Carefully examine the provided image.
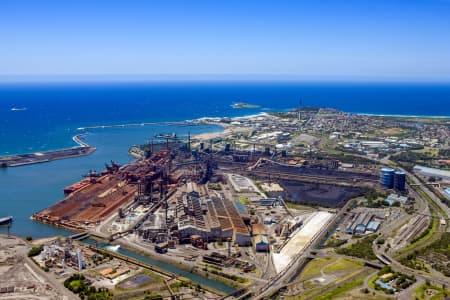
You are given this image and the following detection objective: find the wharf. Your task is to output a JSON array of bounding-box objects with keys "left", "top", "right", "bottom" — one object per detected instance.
[
  {"left": 1, "top": 133, "right": 95, "bottom": 167},
  {"left": 0, "top": 146, "right": 96, "bottom": 167},
  {"left": 32, "top": 150, "right": 174, "bottom": 231}
]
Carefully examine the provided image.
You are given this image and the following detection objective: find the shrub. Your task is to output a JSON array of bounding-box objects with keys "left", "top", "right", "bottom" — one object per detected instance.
[{"left": 28, "top": 246, "right": 43, "bottom": 257}]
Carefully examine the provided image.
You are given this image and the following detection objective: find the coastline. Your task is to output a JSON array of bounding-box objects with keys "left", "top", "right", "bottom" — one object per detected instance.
[
  {"left": 3, "top": 108, "right": 449, "bottom": 163},
  {"left": 354, "top": 112, "right": 450, "bottom": 119}
]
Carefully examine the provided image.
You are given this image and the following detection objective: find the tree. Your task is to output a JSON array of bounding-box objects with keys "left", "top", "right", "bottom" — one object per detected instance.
[{"left": 28, "top": 246, "right": 43, "bottom": 257}]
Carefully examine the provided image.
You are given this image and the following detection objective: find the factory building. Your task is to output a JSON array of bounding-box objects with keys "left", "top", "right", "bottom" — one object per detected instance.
[
  {"left": 354, "top": 213, "right": 373, "bottom": 235},
  {"left": 251, "top": 223, "right": 265, "bottom": 235},
  {"left": 345, "top": 226, "right": 355, "bottom": 234},
  {"left": 385, "top": 194, "right": 408, "bottom": 206},
  {"left": 380, "top": 168, "right": 395, "bottom": 189},
  {"left": 233, "top": 200, "right": 251, "bottom": 224},
  {"left": 346, "top": 213, "right": 380, "bottom": 235},
  {"left": 176, "top": 192, "right": 251, "bottom": 246},
  {"left": 345, "top": 212, "right": 360, "bottom": 234},
  {"left": 366, "top": 221, "right": 381, "bottom": 233},
  {"left": 251, "top": 223, "right": 269, "bottom": 252},
  {"left": 233, "top": 201, "right": 248, "bottom": 215},
  {"left": 254, "top": 235, "right": 269, "bottom": 252},
  {"left": 393, "top": 171, "right": 406, "bottom": 191}
]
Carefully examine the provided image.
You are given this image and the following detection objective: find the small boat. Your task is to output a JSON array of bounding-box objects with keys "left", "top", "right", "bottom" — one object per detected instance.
[
  {"left": 11, "top": 107, "right": 27, "bottom": 111},
  {"left": 0, "top": 216, "right": 13, "bottom": 225}
]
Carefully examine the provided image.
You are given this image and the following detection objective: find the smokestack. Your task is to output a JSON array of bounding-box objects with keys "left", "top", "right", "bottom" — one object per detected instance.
[
  {"left": 188, "top": 131, "right": 191, "bottom": 152},
  {"left": 298, "top": 98, "right": 302, "bottom": 120}
]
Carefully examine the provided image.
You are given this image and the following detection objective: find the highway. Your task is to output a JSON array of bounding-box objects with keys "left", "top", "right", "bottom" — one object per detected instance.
[{"left": 373, "top": 237, "right": 450, "bottom": 287}]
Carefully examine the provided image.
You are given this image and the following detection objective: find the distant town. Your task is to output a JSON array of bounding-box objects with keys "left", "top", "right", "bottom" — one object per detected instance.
[{"left": 2, "top": 106, "right": 450, "bottom": 299}]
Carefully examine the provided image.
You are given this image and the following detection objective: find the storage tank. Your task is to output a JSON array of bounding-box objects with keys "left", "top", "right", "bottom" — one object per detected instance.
[
  {"left": 394, "top": 171, "right": 406, "bottom": 191},
  {"left": 380, "top": 168, "right": 395, "bottom": 188}
]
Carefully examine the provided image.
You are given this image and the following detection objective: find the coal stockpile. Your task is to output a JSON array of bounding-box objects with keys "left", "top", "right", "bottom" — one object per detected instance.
[
  {"left": 257, "top": 163, "right": 378, "bottom": 182},
  {"left": 279, "top": 180, "right": 365, "bottom": 208}
]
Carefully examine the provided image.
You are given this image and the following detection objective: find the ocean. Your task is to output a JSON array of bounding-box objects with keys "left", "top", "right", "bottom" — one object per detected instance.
[{"left": 0, "top": 81, "right": 450, "bottom": 237}]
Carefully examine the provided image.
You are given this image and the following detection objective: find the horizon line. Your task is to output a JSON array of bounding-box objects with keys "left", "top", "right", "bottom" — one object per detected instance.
[{"left": 1, "top": 73, "right": 450, "bottom": 84}]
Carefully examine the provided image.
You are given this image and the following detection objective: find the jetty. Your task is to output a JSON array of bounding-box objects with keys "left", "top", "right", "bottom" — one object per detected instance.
[{"left": 0, "top": 134, "right": 95, "bottom": 168}]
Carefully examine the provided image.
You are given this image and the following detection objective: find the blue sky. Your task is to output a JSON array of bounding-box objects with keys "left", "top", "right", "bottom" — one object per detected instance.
[{"left": 1, "top": 0, "right": 450, "bottom": 81}]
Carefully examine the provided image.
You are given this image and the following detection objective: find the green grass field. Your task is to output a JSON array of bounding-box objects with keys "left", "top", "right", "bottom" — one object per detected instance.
[
  {"left": 314, "top": 276, "right": 365, "bottom": 300},
  {"left": 297, "top": 257, "right": 337, "bottom": 280},
  {"left": 323, "top": 258, "right": 364, "bottom": 273}
]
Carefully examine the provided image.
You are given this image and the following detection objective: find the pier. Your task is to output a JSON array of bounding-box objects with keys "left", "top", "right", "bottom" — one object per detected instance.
[
  {"left": 0, "top": 134, "right": 95, "bottom": 168},
  {"left": 76, "top": 120, "right": 200, "bottom": 131}
]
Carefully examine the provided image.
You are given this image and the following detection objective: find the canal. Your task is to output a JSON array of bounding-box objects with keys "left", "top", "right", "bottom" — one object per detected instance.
[{"left": 81, "top": 238, "right": 236, "bottom": 295}]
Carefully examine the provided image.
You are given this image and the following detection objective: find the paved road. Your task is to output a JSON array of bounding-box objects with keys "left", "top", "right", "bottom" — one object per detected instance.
[
  {"left": 408, "top": 173, "right": 450, "bottom": 223},
  {"left": 25, "top": 256, "right": 77, "bottom": 300},
  {"left": 252, "top": 199, "right": 355, "bottom": 299},
  {"left": 371, "top": 169, "right": 450, "bottom": 287},
  {"left": 373, "top": 234, "right": 449, "bottom": 288}
]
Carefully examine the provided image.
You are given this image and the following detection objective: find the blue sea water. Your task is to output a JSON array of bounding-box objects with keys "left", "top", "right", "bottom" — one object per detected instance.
[
  {"left": 0, "top": 81, "right": 450, "bottom": 238},
  {"left": 1, "top": 81, "right": 450, "bottom": 155}
]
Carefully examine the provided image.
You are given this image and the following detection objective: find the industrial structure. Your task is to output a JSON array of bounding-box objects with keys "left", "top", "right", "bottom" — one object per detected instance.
[
  {"left": 380, "top": 168, "right": 406, "bottom": 191},
  {"left": 175, "top": 191, "right": 251, "bottom": 246},
  {"left": 393, "top": 171, "right": 406, "bottom": 191},
  {"left": 33, "top": 123, "right": 385, "bottom": 258},
  {"left": 380, "top": 168, "right": 395, "bottom": 189},
  {"left": 345, "top": 212, "right": 383, "bottom": 235}
]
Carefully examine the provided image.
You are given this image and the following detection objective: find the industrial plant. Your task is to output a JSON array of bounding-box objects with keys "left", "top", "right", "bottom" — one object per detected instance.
[{"left": 17, "top": 108, "right": 450, "bottom": 299}]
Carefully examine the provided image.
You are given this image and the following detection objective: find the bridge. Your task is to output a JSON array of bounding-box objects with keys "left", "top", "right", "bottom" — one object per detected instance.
[
  {"left": 68, "top": 231, "right": 90, "bottom": 240},
  {"left": 410, "top": 182, "right": 442, "bottom": 188}
]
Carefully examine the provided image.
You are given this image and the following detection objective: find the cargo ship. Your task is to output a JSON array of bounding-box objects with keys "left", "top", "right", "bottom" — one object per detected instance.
[{"left": 0, "top": 216, "right": 13, "bottom": 225}]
